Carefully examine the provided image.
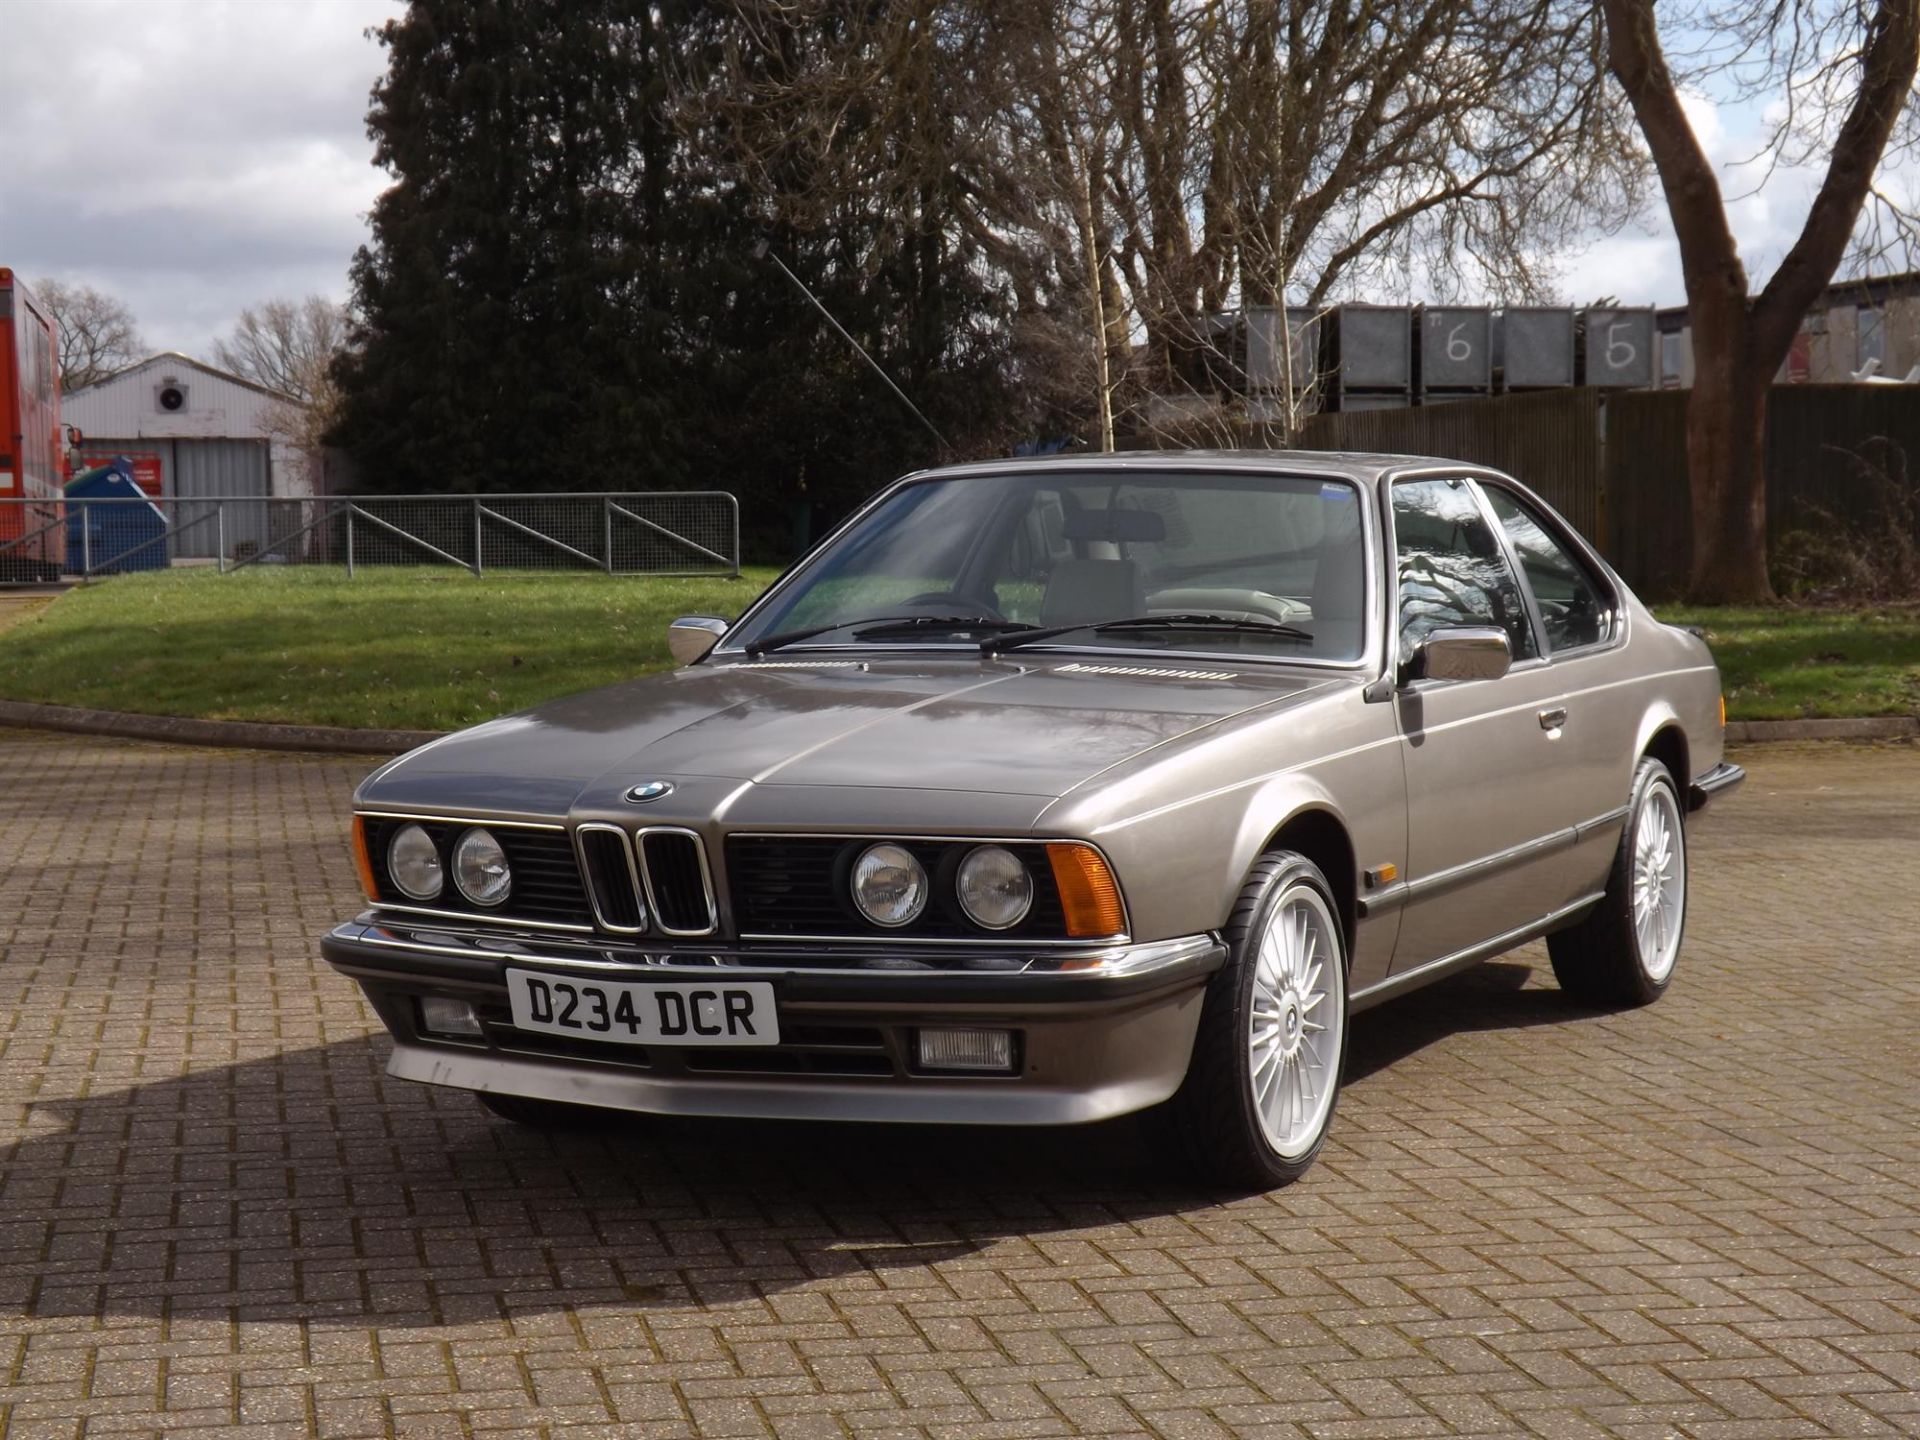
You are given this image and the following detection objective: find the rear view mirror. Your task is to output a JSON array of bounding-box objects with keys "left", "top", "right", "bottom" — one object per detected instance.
[
  {"left": 668, "top": 615, "right": 729, "bottom": 665},
  {"left": 1411, "top": 627, "right": 1511, "bottom": 683}
]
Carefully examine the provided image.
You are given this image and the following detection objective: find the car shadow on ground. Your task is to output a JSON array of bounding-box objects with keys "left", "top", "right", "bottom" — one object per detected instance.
[
  {"left": 1344, "top": 956, "right": 1607, "bottom": 1084},
  {"left": 6, "top": 958, "right": 1602, "bottom": 1329}
]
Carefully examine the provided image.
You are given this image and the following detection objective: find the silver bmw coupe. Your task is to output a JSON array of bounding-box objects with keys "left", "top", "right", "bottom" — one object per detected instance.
[{"left": 322, "top": 452, "right": 1743, "bottom": 1188}]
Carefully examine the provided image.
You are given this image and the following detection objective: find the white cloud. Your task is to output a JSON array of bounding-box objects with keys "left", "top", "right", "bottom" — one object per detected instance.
[
  {"left": 1563, "top": 83, "right": 1917, "bottom": 308},
  {"left": 0, "top": 0, "right": 403, "bottom": 357}
]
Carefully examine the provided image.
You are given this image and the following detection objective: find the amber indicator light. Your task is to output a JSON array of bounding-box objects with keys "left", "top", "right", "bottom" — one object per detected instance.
[
  {"left": 350, "top": 815, "right": 380, "bottom": 901},
  {"left": 1046, "top": 842, "right": 1126, "bottom": 938}
]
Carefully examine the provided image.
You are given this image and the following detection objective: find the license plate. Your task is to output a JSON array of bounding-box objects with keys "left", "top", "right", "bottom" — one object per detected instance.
[{"left": 504, "top": 970, "right": 778, "bottom": 1047}]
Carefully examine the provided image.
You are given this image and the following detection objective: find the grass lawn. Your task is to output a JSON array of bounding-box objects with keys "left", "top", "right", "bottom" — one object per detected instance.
[
  {"left": 0, "top": 568, "right": 1913, "bottom": 729},
  {"left": 0, "top": 567, "right": 778, "bottom": 731},
  {"left": 1654, "top": 604, "right": 1920, "bottom": 721}
]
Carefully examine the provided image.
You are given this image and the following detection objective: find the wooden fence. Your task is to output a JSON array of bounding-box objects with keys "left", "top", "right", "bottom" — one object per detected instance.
[{"left": 1295, "top": 384, "right": 1920, "bottom": 598}]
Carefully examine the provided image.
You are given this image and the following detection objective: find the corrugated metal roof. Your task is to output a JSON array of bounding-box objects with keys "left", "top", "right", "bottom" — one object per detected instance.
[{"left": 62, "top": 352, "right": 305, "bottom": 442}]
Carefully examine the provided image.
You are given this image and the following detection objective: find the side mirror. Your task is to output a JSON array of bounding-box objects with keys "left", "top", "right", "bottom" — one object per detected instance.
[
  {"left": 1410, "top": 626, "right": 1511, "bottom": 683},
  {"left": 667, "top": 615, "right": 729, "bottom": 665}
]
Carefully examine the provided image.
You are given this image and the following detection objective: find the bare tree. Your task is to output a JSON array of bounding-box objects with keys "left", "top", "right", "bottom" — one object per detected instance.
[
  {"left": 1600, "top": 0, "right": 1920, "bottom": 602},
  {"left": 213, "top": 296, "right": 348, "bottom": 406},
  {"left": 709, "top": 0, "right": 1639, "bottom": 446},
  {"left": 214, "top": 296, "right": 352, "bottom": 492},
  {"left": 33, "top": 278, "right": 144, "bottom": 392}
]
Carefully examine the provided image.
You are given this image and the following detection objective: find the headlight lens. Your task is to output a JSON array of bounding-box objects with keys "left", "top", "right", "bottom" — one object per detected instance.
[
  {"left": 850, "top": 842, "right": 927, "bottom": 927},
  {"left": 387, "top": 823, "right": 443, "bottom": 901},
  {"left": 956, "top": 845, "right": 1034, "bottom": 929},
  {"left": 452, "top": 827, "right": 512, "bottom": 906}
]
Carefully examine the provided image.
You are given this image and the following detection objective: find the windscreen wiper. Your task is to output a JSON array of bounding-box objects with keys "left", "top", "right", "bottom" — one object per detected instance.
[
  {"left": 746, "top": 613, "right": 1028, "bottom": 657},
  {"left": 983, "top": 612, "right": 1314, "bottom": 655}
]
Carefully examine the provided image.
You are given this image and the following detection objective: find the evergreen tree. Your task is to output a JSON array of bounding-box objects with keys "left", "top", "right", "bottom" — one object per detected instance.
[
  {"left": 335, "top": 0, "right": 723, "bottom": 493},
  {"left": 334, "top": 0, "right": 1025, "bottom": 551}
]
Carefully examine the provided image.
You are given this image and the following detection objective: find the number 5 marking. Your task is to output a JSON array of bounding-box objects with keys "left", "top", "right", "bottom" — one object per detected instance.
[{"left": 1607, "top": 321, "right": 1636, "bottom": 369}]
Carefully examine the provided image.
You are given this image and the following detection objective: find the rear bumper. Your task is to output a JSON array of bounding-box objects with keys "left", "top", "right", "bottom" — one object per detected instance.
[
  {"left": 1688, "top": 761, "right": 1746, "bottom": 812},
  {"left": 322, "top": 915, "right": 1225, "bottom": 1126}
]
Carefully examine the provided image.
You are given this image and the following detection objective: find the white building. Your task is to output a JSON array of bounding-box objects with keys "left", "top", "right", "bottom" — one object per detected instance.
[{"left": 61, "top": 351, "right": 318, "bottom": 503}]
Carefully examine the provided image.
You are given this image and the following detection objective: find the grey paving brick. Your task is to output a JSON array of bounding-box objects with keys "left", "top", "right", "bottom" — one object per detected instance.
[{"left": 0, "top": 731, "right": 1916, "bottom": 1438}]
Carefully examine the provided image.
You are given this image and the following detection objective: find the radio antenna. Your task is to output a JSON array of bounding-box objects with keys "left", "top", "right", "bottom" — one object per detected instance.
[{"left": 752, "top": 239, "right": 950, "bottom": 455}]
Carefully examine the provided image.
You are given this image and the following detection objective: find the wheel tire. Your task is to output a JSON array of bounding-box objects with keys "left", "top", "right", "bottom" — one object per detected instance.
[
  {"left": 474, "top": 1091, "right": 618, "bottom": 1131},
  {"left": 1548, "top": 756, "right": 1688, "bottom": 1008},
  {"left": 1166, "top": 851, "right": 1350, "bottom": 1190}
]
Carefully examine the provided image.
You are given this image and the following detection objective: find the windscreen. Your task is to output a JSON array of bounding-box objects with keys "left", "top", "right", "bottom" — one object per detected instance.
[{"left": 731, "top": 469, "right": 1368, "bottom": 662}]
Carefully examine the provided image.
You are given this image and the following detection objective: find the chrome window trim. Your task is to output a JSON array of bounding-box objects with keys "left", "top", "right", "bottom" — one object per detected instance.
[
  {"left": 711, "top": 461, "right": 1382, "bottom": 674},
  {"left": 1463, "top": 476, "right": 1550, "bottom": 663},
  {"left": 1463, "top": 474, "right": 1629, "bottom": 663},
  {"left": 636, "top": 825, "right": 719, "bottom": 937},
  {"left": 726, "top": 831, "right": 1132, "bottom": 943},
  {"left": 573, "top": 822, "right": 647, "bottom": 935},
  {"left": 1383, "top": 471, "right": 1542, "bottom": 671}
]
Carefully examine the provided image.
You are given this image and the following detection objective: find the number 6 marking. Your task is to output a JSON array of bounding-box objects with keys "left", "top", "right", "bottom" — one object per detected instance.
[{"left": 1446, "top": 323, "right": 1472, "bottom": 362}]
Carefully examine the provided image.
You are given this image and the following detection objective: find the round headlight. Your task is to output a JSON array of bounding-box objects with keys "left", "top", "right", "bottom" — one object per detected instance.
[
  {"left": 387, "top": 823, "right": 443, "bottom": 901},
  {"left": 850, "top": 842, "right": 927, "bottom": 927},
  {"left": 957, "top": 845, "right": 1034, "bottom": 930},
  {"left": 452, "top": 828, "right": 512, "bottom": 907}
]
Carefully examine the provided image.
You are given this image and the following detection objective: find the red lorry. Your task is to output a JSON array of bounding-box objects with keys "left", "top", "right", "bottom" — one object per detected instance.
[{"left": 0, "top": 268, "right": 65, "bottom": 580}]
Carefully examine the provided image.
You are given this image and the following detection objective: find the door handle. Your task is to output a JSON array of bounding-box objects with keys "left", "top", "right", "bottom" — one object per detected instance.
[{"left": 1538, "top": 707, "right": 1568, "bottom": 731}]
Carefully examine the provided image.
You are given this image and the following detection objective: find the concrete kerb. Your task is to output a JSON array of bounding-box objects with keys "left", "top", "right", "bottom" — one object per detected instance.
[
  {"left": 0, "top": 699, "right": 441, "bottom": 756},
  {"left": 0, "top": 697, "right": 1911, "bottom": 757}
]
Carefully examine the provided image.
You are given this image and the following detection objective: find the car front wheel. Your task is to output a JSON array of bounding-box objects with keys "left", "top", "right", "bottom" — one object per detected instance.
[
  {"left": 1167, "top": 851, "right": 1349, "bottom": 1190},
  {"left": 1548, "top": 755, "right": 1688, "bottom": 1006}
]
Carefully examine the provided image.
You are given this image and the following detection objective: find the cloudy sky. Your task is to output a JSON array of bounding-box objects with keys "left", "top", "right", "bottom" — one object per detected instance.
[
  {"left": 0, "top": 0, "right": 403, "bottom": 357},
  {"left": 0, "top": 0, "right": 1907, "bottom": 360}
]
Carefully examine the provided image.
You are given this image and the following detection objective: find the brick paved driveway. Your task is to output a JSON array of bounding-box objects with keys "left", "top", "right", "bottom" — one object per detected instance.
[{"left": 1, "top": 730, "right": 1916, "bottom": 1440}]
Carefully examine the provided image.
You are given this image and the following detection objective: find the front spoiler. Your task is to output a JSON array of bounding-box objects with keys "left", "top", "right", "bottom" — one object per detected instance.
[
  {"left": 384, "top": 1034, "right": 1194, "bottom": 1127},
  {"left": 1688, "top": 761, "right": 1746, "bottom": 812}
]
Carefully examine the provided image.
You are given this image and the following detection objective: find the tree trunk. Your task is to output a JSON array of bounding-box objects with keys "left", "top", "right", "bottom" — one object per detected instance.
[
  {"left": 1599, "top": 0, "right": 1920, "bottom": 605},
  {"left": 1683, "top": 330, "right": 1774, "bottom": 602}
]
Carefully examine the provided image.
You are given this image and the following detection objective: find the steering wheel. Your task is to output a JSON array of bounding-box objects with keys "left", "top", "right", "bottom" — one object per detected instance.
[{"left": 900, "top": 590, "right": 1007, "bottom": 622}]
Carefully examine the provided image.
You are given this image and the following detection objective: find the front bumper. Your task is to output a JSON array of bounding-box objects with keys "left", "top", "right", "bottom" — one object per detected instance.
[{"left": 322, "top": 914, "right": 1226, "bottom": 1126}]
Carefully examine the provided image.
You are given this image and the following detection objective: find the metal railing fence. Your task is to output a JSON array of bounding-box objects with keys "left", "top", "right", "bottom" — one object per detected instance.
[{"left": 0, "top": 492, "right": 740, "bottom": 582}]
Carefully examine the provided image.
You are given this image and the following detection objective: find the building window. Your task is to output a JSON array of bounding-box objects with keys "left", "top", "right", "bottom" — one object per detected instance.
[
  {"left": 1858, "top": 305, "right": 1886, "bottom": 371},
  {"left": 1660, "top": 331, "right": 1685, "bottom": 388}
]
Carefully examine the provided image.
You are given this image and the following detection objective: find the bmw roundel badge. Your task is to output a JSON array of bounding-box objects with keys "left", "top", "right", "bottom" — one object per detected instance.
[{"left": 625, "top": 780, "right": 675, "bottom": 804}]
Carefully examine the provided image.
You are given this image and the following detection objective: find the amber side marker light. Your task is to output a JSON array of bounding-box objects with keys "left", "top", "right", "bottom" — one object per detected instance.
[
  {"left": 1720, "top": 693, "right": 1727, "bottom": 729},
  {"left": 350, "top": 816, "right": 380, "bottom": 901},
  {"left": 1046, "top": 842, "right": 1126, "bottom": 938}
]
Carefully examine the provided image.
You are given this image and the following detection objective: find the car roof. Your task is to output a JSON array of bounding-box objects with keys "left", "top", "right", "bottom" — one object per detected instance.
[{"left": 909, "top": 449, "right": 1459, "bottom": 484}]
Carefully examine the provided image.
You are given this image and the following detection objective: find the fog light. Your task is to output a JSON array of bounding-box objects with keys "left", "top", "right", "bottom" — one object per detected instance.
[
  {"left": 915, "top": 1027, "right": 1016, "bottom": 1073},
  {"left": 418, "top": 995, "right": 483, "bottom": 1038}
]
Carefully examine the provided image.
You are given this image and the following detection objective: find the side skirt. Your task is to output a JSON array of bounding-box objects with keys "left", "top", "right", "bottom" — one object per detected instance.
[{"left": 1349, "top": 892, "right": 1605, "bottom": 1014}]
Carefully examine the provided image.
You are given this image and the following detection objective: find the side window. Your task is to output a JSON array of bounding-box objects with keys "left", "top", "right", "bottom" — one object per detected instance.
[
  {"left": 1391, "top": 478, "right": 1538, "bottom": 668},
  {"left": 1481, "top": 486, "right": 1614, "bottom": 652}
]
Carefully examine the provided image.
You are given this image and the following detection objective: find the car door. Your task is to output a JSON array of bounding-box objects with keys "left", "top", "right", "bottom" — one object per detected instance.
[
  {"left": 1477, "top": 480, "right": 1636, "bottom": 895},
  {"left": 1386, "top": 475, "right": 1589, "bottom": 974}
]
